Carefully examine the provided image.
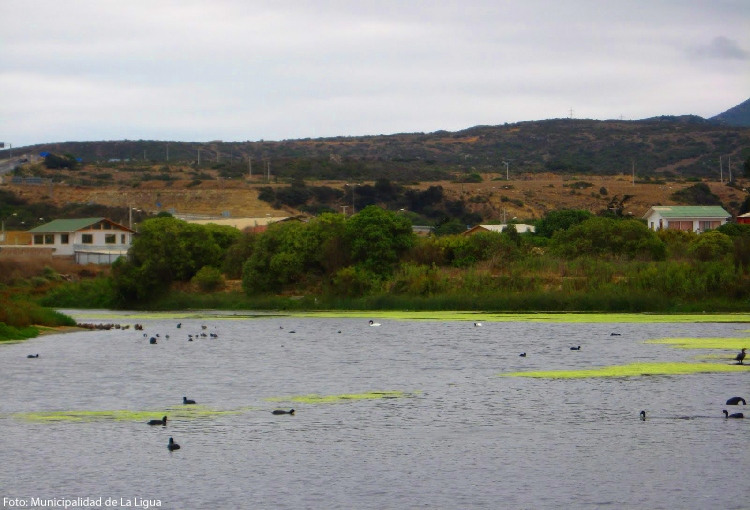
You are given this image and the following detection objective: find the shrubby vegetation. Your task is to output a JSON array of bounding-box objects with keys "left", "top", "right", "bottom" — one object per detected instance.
[{"left": 32, "top": 205, "right": 750, "bottom": 312}]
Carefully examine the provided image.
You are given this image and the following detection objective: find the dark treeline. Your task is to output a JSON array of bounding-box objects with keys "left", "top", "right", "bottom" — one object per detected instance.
[
  {"left": 7, "top": 118, "right": 750, "bottom": 178},
  {"left": 40, "top": 207, "right": 750, "bottom": 312}
]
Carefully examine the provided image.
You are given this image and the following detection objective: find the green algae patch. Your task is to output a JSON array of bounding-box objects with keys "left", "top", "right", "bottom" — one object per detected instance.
[
  {"left": 266, "top": 391, "right": 412, "bottom": 404},
  {"left": 645, "top": 338, "right": 750, "bottom": 350},
  {"left": 64, "top": 310, "right": 750, "bottom": 324},
  {"left": 692, "top": 354, "right": 735, "bottom": 360},
  {"left": 10, "top": 405, "right": 257, "bottom": 423},
  {"left": 498, "top": 362, "right": 748, "bottom": 379},
  {"left": 286, "top": 311, "right": 750, "bottom": 323}
]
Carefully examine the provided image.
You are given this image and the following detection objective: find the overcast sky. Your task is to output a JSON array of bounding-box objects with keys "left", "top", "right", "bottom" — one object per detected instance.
[{"left": 1, "top": 0, "right": 748, "bottom": 147}]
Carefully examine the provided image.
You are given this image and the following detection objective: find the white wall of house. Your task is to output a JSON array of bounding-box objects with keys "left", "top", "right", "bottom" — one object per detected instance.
[
  {"left": 32, "top": 229, "right": 131, "bottom": 256},
  {"left": 644, "top": 211, "right": 727, "bottom": 233}
]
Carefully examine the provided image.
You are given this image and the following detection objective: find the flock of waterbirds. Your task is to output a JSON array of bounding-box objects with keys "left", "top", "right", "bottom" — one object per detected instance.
[{"left": 22, "top": 319, "right": 748, "bottom": 449}]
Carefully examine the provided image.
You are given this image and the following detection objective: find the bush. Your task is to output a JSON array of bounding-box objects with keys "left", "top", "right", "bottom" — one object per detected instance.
[
  {"left": 192, "top": 266, "right": 225, "bottom": 292},
  {"left": 687, "top": 231, "right": 733, "bottom": 262},
  {"left": 551, "top": 217, "right": 666, "bottom": 260},
  {"left": 671, "top": 183, "right": 722, "bottom": 206},
  {"left": 29, "top": 276, "right": 48, "bottom": 288},
  {"left": 328, "top": 266, "right": 378, "bottom": 297},
  {"left": 599, "top": 187, "right": 608, "bottom": 195}
]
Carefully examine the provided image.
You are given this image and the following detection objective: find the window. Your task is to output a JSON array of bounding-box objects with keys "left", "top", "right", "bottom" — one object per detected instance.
[
  {"left": 45, "top": 234, "right": 54, "bottom": 244},
  {"left": 61, "top": 234, "right": 69, "bottom": 244},
  {"left": 121, "top": 234, "right": 126, "bottom": 244},
  {"left": 34, "top": 234, "right": 44, "bottom": 245},
  {"left": 667, "top": 221, "right": 692, "bottom": 231},
  {"left": 82, "top": 234, "right": 93, "bottom": 244},
  {"left": 105, "top": 234, "right": 116, "bottom": 244},
  {"left": 650, "top": 222, "right": 654, "bottom": 230},
  {"left": 699, "top": 221, "right": 720, "bottom": 231}
]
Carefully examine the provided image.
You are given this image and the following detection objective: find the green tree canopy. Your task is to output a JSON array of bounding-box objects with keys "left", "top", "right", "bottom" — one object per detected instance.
[
  {"left": 550, "top": 217, "right": 666, "bottom": 260},
  {"left": 535, "top": 209, "right": 593, "bottom": 238},
  {"left": 344, "top": 206, "right": 415, "bottom": 275}
]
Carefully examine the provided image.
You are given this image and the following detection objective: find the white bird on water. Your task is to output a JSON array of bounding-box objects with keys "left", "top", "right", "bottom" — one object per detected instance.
[
  {"left": 368, "top": 320, "right": 381, "bottom": 327},
  {"left": 474, "top": 322, "right": 482, "bottom": 327}
]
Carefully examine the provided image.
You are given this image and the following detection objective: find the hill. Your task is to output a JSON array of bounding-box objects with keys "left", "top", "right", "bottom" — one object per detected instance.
[
  {"left": 711, "top": 97, "right": 750, "bottom": 127},
  {"left": 3, "top": 117, "right": 749, "bottom": 181}
]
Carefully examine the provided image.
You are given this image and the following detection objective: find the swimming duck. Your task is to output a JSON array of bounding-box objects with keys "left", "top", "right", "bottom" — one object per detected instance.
[
  {"left": 147, "top": 416, "right": 167, "bottom": 426},
  {"left": 201, "top": 325, "right": 207, "bottom": 330},
  {"left": 519, "top": 353, "right": 526, "bottom": 357},
  {"left": 726, "top": 397, "right": 746, "bottom": 405},
  {"left": 183, "top": 397, "right": 196, "bottom": 405},
  {"left": 723, "top": 410, "right": 744, "bottom": 419},
  {"left": 177, "top": 323, "right": 181, "bottom": 329},
  {"left": 272, "top": 409, "right": 295, "bottom": 415},
  {"left": 27, "top": 354, "right": 39, "bottom": 358},
  {"left": 570, "top": 346, "right": 581, "bottom": 351},
  {"left": 640, "top": 410, "right": 646, "bottom": 421},
  {"left": 149, "top": 337, "right": 157, "bottom": 344},
  {"left": 474, "top": 322, "right": 482, "bottom": 327},
  {"left": 368, "top": 320, "right": 381, "bottom": 327},
  {"left": 610, "top": 333, "right": 621, "bottom": 336},
  {"left": 735, "top": 348, "right": 747, "bottom": 365},
  {"left": 168, "top": 437, "right": 180, "bottom": 451}
]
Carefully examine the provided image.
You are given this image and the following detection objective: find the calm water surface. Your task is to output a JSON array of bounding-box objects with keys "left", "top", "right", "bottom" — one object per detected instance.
[{"left": 1, "top": 311, "right": 748, "bottom": 509}]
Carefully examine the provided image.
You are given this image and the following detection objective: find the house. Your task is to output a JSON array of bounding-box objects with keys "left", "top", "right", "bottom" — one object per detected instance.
[
  {"left": 642, "top": 206, "right": 730, "bottom": 232},
  {"left": 738, "top": 213, "right": 750, "bottom": 225},
  {"left": 463, "top": 224, "right": 536, "bottom": 235},
  {"left": 27, "top": 218, "right": 135, "bottom": 264}
]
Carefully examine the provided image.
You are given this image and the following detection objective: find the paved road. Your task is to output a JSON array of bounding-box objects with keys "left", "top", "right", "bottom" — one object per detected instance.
[{"left": 0, "top": 158, "right": 25, "bottom": 175}]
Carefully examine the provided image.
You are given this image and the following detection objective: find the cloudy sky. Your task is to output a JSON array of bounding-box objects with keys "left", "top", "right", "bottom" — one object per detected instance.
[{"left": 1, "top": 0, "right": 748, "bottom": 147}]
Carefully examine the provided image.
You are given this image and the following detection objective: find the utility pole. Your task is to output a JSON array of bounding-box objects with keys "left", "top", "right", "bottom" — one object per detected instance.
[
  {"left": 729, "top": 156, "right": 732, "bottom": 182},
  {"left": 216, "top": 150, "right": 219, "bottom": 163},
  {"left": 267, "top": 160, "right": 271, "bottom": 181},
  {"left": 143, "top": 149, "right": 146, "bottom": 161},
  {"left": 341, "top": 205, "right": 348, "bottom": 216},
  {"left": 502, "top": 161, "right": 510, "bottom": 180},
  {"left": 166, "top": 143, "right": 169, "bottom": 162},
  {"left": 129, "top": 206, "right": 133, "bottom": 230},
  {"left": 568, "top": 108, "right": 574, "bottom": 119},
  {"left": 198, "top": 149, "right": 201, "bottom": 166},
  {"left": 720, "top": 156, "right": 723, "bottom": 183},
  {"left": 632, "top": 161, "right": 635, "bottom": 186},
  {"left": 248, "top": 158, "right": 252, "bottom": 179}
]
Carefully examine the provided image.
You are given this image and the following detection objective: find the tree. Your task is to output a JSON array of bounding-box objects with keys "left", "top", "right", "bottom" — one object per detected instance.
[
  {"left": 687, "top": 231, "right": 733, "bottom": 262},
  {"left": 535, "top": 210, "right": 593, "bottom": 238},
  {"left": 344, "top": 206, "right": 415, "bottom": 275},
  {"left": 551, "top": 217, "right": 666, "bottom": 260},
  {"left": 744, "top": 156, "right": 750, "bottom": 178}
]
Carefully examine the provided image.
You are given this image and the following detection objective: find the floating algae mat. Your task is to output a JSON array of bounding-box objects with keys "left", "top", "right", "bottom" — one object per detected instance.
[
  {"left": 498, "top": 362, "right": 748, "bottom": 379},
  {"left": 266, "top": 391, "right": 413, "bottom": 404},
  {"left": 10, "top": 405, "right": 256, "bottom": 423},
  {"left": 63, "top": 310, "right": 750, "bottom": 323},
  {"left": 645, "top": 338, "right": 750, "bottom": 350}
]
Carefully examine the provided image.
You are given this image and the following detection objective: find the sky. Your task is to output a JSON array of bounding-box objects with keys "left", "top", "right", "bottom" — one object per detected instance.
[{"left": 1, "top": 0, "right": 748, "bottom": 148}]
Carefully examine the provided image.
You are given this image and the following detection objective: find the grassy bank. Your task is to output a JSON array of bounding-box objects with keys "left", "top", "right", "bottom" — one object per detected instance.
[
  {"left": 37, "top": 280, "right": 750, "bottom": 314},
  {"left": 0, "top": 294, "right": 77, "bottom": 341}
]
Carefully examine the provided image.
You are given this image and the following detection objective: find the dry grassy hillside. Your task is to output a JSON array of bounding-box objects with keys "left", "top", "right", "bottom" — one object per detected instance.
[{"left": 6, "top": 171, "right": 747, "bottom": 221}]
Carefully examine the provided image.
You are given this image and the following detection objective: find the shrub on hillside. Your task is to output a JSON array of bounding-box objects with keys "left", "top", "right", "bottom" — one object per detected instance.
[{"left": 670, "top": 183, "right": 722, "bottom": 206}]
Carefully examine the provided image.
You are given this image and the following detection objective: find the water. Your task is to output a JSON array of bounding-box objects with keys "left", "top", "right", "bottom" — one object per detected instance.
[{"left": 1, "top": 312, "right": 748, "bottom": 509}]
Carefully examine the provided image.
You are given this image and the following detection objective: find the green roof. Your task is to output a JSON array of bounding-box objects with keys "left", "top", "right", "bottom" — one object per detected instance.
[
  {"left": 28, "top": 218, "right": 105, "bottom": 233},
  {"left": 646, "top": 206, "right": 730, "bottom": 218}
]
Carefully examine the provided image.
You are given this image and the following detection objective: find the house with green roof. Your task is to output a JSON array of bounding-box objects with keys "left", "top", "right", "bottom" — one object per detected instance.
[
  {"left": 27, "top": 218, "right": 134, "bottom": 264},
  {"left": 642, "top": 206, "right": 730, "bottom": 233}
]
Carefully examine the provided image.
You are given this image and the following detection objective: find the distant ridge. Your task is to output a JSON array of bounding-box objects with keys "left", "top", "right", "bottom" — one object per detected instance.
[{"left": 710, "top": 97, "right": 750, "bottom": 127}]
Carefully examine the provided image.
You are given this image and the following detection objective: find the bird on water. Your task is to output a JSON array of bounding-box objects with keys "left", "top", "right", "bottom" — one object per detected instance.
[
  {"left": 368, "top": 320, "right": 381, "bottom": 327},
  {"left": 27, "top": 354, "right": 39, "bottom": 358},
  {"left": 168, "top": 437, "right": 180, "bottom": 451},
  {"left": 735, "top": 348, "right": 747, "bottom": 365},
  {"left": 570, "top": 346, "right": 581, "bottom": 351},
  {"left": 183, "top": 397, "right": 196, "bottom": 405},
  {"left": 519, "top": 353, "right": 526, "bottom": 357},
  {"left": 272, "top": 409, "right": 295, "bottom": 415},
  {"left": 723, "top": 410, "right": 744, "bottom": 419},
  {"left": 148, "top": 416, "right": 167, "bottom": 426},
  {"left": 726, "top": 397, "right": 746, "bottom": 405},
  {"left": 149, "top": 337, "right": 157, "bottom": 344},
  {"left": 640, "top": 410, "right": 646, "bottom": 421}
]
